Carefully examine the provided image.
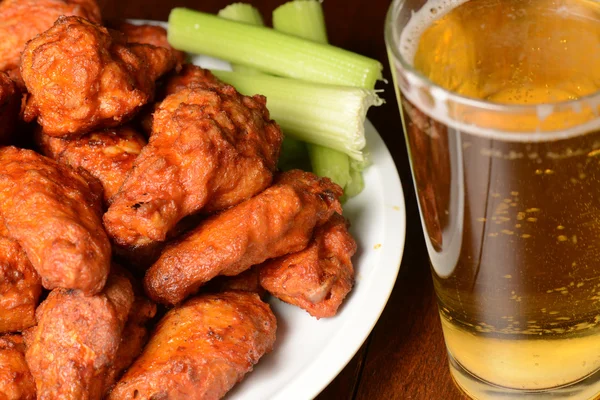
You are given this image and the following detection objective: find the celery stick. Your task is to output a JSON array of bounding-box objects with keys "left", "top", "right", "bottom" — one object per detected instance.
[
  {"left": 212, "top": 70, "right": 383, "bottom": 162},
  {"left": 308, "top": 144, "right": 351, "bottom": 188},
  {"left": 344, "top": 166, "right": 365, "bottom": 198},
  {"left": 273, "top": 0, "right": 328, "bottom": 44},
  {"left": 278, "top": 136, "right": 311, "bottom": 171},
  {"left": 274, "top": 0, "right": 367, "bottom": 197},
  {"left": 218, "top": 3, "right": 266, "bottom": 74},
  {"left": 218, "top": 3, "right": 264, "bottom": 25},
  {"left": 168, "top": 8, "right": 382, "bottom": 89}
]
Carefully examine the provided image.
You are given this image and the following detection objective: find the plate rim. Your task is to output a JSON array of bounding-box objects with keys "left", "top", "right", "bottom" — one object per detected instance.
[{"left": 127, "top": 19, "right": 407, "bottom": 399}]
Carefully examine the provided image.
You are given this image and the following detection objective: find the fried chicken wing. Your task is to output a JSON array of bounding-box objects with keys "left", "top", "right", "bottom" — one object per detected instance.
[
  {"left": 164, "top": 64, "right": 226, "bottom": 95},
  {"left": 144, "top": 170, "right": 342, "bottom": 305},
  {"left": 104, "top": 74, "right": 283, "bottom": 248},
  {"left": 24, "top": 271, "right": 134, "bottom": 400},
  {"left": 0, "top": 72, "right": 20, "bottom": 144},
  {"left": 0, "top": 147, "right": 110, "bottom": 294},
  {"left": 21, "top": 16, "right": 176, "bottom": 138},
  {"left": 108, "top": 291, "right": 276, "bottom": 400},
  {"left": 0, "top": 221, "right": 41, "bottom": 334},
  {"left": 0, "top": 335, "right": 35, "bottom": 400},
  {"left": 0, "top": 0, "right": 101, "bottom": 74},
  {"left": 260, "top": 213, "right": 356, "bottom": 318},
  {"left": 104, "top": 277, "right": 157, "bottom": 394},
  {"left": 116, "top": 22, "right": 187, "bottom": 65},
  {"left": 36, "top": 126, "right": 147, "bottom": 205},
  {"left": 204, "top": 266, "right": 265, "bottom": 296}
]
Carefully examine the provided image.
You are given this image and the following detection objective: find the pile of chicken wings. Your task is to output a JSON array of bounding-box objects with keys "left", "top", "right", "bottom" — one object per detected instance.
[{"left": 0, "top": 1, "right": 357, "bottom": 399}]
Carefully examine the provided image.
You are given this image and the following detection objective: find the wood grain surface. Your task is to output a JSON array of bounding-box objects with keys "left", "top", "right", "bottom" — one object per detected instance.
[{"left": 98, "top": 0, "right": 468, "bottom": 398}]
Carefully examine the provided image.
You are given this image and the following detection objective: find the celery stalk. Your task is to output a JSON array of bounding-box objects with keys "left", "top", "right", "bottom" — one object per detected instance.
[
  {"left": 273, "top": 0, "right": 366, "bottom": 197},
  {"left": 278, "top": 136, "right": 311, "bottom": 171},
  {"left": 212, "top": 70, "right": 382, "bottom": 162},
  {"left": 307, "top": 143, "right": 351, "bottom": 188},
  {"left": 273, "top": 0, "right": 328, "bottom": 44},
  {"left": 218, "top": 3, "right": 264, "bottom": 25},
  {"left": 218, "top": 3, "right": 266, "bottom": 75},
  {"left": 168, "top": 8, "right": 382, "bottom": 89}
]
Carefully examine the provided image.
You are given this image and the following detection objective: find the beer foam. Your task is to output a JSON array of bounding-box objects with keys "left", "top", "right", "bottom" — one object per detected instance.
[
  {"left": 399, "top": 0, "right": 470, "bottom": 64},
  {"left": 394, "top": 0, "right": 600, "bottom": 142}
]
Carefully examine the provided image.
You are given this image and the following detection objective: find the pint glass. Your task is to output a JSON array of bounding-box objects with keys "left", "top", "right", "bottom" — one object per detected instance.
[{"left": 385, "top": 0, "right": 600, "bottom": 398}]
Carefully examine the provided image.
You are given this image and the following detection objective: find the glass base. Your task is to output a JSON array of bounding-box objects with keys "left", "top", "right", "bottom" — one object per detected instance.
[{"left": 448, "top": 351, "right": 600, "bottom": 399}]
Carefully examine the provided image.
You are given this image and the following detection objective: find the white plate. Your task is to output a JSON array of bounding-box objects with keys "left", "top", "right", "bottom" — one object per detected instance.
[{"left": 131, "top": 20, "right": 407, "bottom": 400}]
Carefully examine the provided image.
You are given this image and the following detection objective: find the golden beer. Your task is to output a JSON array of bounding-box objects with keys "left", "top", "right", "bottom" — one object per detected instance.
[{"left": 386, "top": 0, "right": 600, "bottom": 397}]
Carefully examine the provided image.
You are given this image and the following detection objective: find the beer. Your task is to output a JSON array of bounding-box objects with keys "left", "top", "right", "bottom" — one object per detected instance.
[{"left": 389, "top": 0, "right": 600, "bottom": 396}]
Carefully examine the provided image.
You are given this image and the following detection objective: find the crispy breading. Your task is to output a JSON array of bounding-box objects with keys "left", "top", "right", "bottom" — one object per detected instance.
[
  {"left": 0, "top": 221, "right": 41, "bottom": 334},
  {"left": 0, "top": 334, "right": 35, "bottom": 400},
  {"left": 260, "top": 213, "right": 356, "bottom": 318},
  {"left": 36, "top": 126, "right": 146, "bottom": 205},
  {"left": 144, "top": 170, "right": 343, "bottom": 305},
  {"left": 21, "top": 16, "right": 176, "bottom": 138},
  {"left": 0, "top": 147, "right": 110, "bottom": 295},
  {"left": 108, "top": 291, "right": 276, "bottom": 400},
  {"left": 104, "top": 73, "right": 282, "bottom": 248},
  {"left": 0, "top": 0, "right": 101, "bottom": 72},
  {"left": 116, "top": 22, "right": 187, "bottom": 64},
  {"left": 25, "top": 271, "right": 134, "bottom": 400},
  {"left": 0, "top": 72, "right": 20, "bottom": 144}
]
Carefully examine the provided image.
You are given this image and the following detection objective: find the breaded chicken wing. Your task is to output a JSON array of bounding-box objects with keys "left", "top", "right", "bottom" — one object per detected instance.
[
  {"left": 36, "top": 126, "right": 146, "bottom": 205},
  {"left": 0, "top": 221, "right": 41, "bottom": 334},
  {"left": 103, "top": 272, "right": 156, "bottom": 394},
  {"left": 104, "top": 76, "right": 283, "bottom": 248},
  {"left": 205, "top": 266, "right": 264, "bottom": 296},
  {"left": 260, "top": 213, "right": 356, "bottom": 318},
  {"left": 0, "top": 334, "right": 35, "bottom": 400},
  {"left": 164, "top": 64, "right": 226, "bottom": 95},
  {"left": 21, "top": 16, "right": 176, "bottom": 138},
  {"left": 108, "top": 291, "right": 276, "bottom": 400},
  {"left": 116, "top": 22, "right": 186, "bottom": 64},
  {"left": 0, "top": 147, "right": 110, "bottom": 295},
  {"left": 144, "top": 170, "right": 342, "bottom": 305},
  {"left": 0, "top": 0, "right": 101, "bottom": 74},
  {"left": 0, "top": 72, "right": 20, "bottom": 145},
  {"left": 24, "top": 271, "right": 134, "bottom": 400}
]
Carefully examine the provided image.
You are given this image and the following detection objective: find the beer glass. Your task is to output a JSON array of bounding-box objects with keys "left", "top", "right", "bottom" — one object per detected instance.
[{"left": 385, "top": 0, "right": 600, "bottom": 398}]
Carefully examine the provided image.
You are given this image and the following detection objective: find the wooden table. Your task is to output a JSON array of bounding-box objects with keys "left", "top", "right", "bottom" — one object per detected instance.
[{"left": 99, "top": 0, "right": 468, "bottom": 398}]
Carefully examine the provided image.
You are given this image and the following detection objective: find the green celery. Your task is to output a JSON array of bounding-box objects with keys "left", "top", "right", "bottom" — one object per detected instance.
[
  {"left": 307, "top": 143, "right": 351, "bottom": 188},
  {"left": 273, "top": 0, "right": 366, "bottom": 197},
  {"left": 218, "top": 3, "right": 266, "bottom": 74},
  {"left": 168, "top": 8, "right": 383, "bottom": 89},
  {"left": 273, "top": 0, "right": 328, "bottom": 44},
  {"left": 278, "top": 136, "right": 311, "bottom": 171},
  {"left": 212, "top": 70, "right": 383, "bottom": 162},
  {"left": 217, "top": 3, "right": 264, "bottom": 25}
]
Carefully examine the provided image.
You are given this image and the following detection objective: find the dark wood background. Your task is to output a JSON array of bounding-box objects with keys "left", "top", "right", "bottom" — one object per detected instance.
[{"left": 99, "top": 0, "right": 468, "bottom": 398}]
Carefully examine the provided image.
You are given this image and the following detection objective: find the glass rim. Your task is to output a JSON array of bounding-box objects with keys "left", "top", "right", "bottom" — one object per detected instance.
[{"left": 384, "top": 0, "right": 600, "bottom": 114}]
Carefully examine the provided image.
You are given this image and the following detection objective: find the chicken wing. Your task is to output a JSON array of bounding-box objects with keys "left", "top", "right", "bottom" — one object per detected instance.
[
  {"left": 0, "top": 334, "right": 35, "bottom": 400},
  {"left": 0, "top": 147, "right": 110, "bottom": 295},
  {"left": 259, "top": 213, "right": 356, "bottom": 318},
  {"left": 103, "top": 272, "right": 157, "bottom": 394},
  {"left": 164, "top": 64, "right": 227, "bottom": 95},
  {"left": 115, "top": 21, "right": 187, "bottom": 65},
  {"left": 0, "top": 221, "right": 41, "bottom": 334},
  {"left": 0, "top": 0, "right": 101, "bottom": 74},
  {"left": 144, "top": 170, "right": 343, "bottom": 305},
  {"left": 104, "top": 74, "right": 283, "bottom": 248},
  {"left": 108, "top": 291, "right": 276, "bottom": 400},
  {"left": 21, "top": 16, "right": 176, "bottom": 138},
  {"left": 204, "top": 266, "right": 264, "bottom": 296},
  {"left": 24, "top": 271, "right": 134, "bottom": 400},
  {"left": 36, "top": 126, "right": 146, "bottom": 205},
  {"left": 0, "top": 72, "right": 20, "bottom": 145}
]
